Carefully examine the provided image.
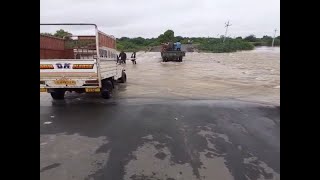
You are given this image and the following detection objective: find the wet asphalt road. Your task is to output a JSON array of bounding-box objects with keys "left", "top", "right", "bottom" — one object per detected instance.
[{"left": 40, "top": 97, "right": 280, "bottom": 180}]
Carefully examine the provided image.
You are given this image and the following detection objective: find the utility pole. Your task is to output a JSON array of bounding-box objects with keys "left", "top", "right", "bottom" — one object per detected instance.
[
  {"left": 223, "top": 20, "right": 232, "bottom": 42},
  {"left": 272, "top": 29, "right": 277, "bottom": 47}
]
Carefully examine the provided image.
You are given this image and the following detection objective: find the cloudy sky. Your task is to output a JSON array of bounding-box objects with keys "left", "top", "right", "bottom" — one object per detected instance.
[{"left": 40, "top": 0, "right": 280, "bottom": 38}]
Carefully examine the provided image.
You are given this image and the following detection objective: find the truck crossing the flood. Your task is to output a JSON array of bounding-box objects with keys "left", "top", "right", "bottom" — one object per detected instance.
[{"left": 160, "top": 42, "right": 186, "bottom": 62}]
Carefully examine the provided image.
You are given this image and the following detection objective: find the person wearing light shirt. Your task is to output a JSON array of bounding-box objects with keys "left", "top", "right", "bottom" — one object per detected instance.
[{"left": 174, "top": 40, "right": 181, "bottom": 51}]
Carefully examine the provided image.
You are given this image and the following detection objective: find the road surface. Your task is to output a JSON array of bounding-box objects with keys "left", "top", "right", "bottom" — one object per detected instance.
[{"left": 40, "top": 98, "right": 279, "bottom": 180}]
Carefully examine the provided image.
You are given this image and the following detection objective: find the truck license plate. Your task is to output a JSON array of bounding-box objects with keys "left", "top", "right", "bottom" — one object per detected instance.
[
  {"left": 54, "top": 79, "right": 76, "bottom": 85},
  {"left": 85, "top": 88, "right": 100, "bottom": 93},
  {"left": 40, "top": 88, "right": 47, "bottom": 92}
]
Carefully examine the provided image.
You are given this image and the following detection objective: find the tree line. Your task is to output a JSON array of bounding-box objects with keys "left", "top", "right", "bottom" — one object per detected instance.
[{"left": 41, "top": 29, "right": 280, "bottom": 53}]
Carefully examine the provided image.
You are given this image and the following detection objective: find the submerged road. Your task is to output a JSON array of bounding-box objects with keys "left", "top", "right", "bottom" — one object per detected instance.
[{"left": 40, "top": 96, "right": 280, "bottom": 180}]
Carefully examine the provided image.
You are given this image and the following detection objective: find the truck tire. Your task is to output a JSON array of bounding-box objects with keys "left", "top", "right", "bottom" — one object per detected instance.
[
  {"left": 50, "top": 90, "right": 65, "bottom": 100},
  {"left": 178, "top": 56, "right": 183, "bottom": 62},
  {"left": 101, "top": 80, "right": 113, "bottom": 99},
  {"left": 163, "top": 57, "right": 167, "bottom": 62},
  {"left": 119, "top": 71, "right": 127, "bottom": 83}
]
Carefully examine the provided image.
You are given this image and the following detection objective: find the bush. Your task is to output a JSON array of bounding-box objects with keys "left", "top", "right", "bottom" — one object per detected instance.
[
  {"left": 251, "top": 42, "right": 267, "bottom": 46},
  {"left": 244, "top": 35, "right": 257, "bottom": 42},
  {"left": 198, "top": 39, "right": 254, "bottom": 53}
]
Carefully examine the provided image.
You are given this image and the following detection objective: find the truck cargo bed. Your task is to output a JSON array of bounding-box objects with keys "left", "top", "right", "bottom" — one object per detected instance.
[{"left": 161, "top": 51, "right": 186, "bottom": 62}]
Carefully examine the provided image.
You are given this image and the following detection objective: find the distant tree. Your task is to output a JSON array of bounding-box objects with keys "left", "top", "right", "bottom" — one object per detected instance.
[
  {"left": 244, "top": 35, "right": 257, "bottom": 42},
  {"left": 262, "top": 35, "right": 273, "bottom": 40},
  {"left": 116, "top": 43, "right": 124, "bottom": 51},
  {"left": 40, "top": 32, "right": 53, "bottom": 36},
  {"left": 276, "top": 36, "right": 280, "bottom": 40},
  {"left": 54, "top": 29, "right": 72, "bottom": 39},
  {"left": 158, "top": 30, "right": 175, "bottom": 43},
  {"left": 175, "top": 36, "right": 183, "bottom": 42},
  {"left": 157, "top": 34, "right": 165, "bottom": 43},
  {"left": 164, "top": 30, "right": 174, "bottom": 40},
  {"left": 131, "top": 37, "right": 145, "bottom": 45},
  {"left": 236, "top": 36, "right": 243, "bottom": 40},
  {"left": 119, "top": 37, "right": 130, "bottom": 41}
]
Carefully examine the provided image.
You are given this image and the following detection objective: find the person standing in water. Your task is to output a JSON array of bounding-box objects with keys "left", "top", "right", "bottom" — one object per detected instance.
[
  {"left": 131, "top": 52, "right": 137, "bottom": 64},
  {"left": 174, "top": 40, "right": 182, "bottom": 51},
  {"left": 118, "top": 51, "right": 127, "bottom": 64}
]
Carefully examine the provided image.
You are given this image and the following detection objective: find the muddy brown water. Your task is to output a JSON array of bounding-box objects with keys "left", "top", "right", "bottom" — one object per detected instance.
[{"left": 116, "top": 47, "right": 280, "bottom": 105}]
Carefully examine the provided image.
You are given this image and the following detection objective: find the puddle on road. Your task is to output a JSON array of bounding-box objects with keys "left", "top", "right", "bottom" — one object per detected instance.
[
  {"left": 40, "top": 134, "right": 109, "bottom": 180},
  {"left": 124, "top": 140, "right": 198, "bottom": 180}
]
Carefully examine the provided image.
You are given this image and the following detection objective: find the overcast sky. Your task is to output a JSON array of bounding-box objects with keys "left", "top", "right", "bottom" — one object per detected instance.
[{"left": 40, "top": 0, "right": 280, "bottom": 38}]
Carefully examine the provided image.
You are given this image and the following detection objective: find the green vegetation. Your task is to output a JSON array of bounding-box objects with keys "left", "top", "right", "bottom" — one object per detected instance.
[
  {"left": 244, "top": 34, "right": 280, "bottom": 47},
  {"left": 53, "top": 29, "right": 72, "bottom": 39},
  {"left": 116, "top": 37, "right": 159, "bottom": 52},
  {"left": 158, "top": 30, "right": 175, "bottom": 43},
  {"left": 42, "top": 29, "right": 280, "bottom": 53},
  {"left": 116, "top": 29, "right": 176, "bottom": 52},
  {"left": 41, "top": 29, "right": 72, "bottom": 39},
  {"left": 117, "top": 31, "right": 280, "bottom": 53},
  {"left": 197, "top": 38, "right": 254, "bottom": 53}
]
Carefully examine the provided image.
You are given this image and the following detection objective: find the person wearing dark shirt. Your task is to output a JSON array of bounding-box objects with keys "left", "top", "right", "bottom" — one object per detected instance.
[{"left": 118, "top": 51, "right": 127, "bottom": 64}]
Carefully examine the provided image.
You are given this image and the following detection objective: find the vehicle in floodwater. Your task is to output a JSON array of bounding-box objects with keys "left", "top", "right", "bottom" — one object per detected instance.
[{"left": 161, "top": 42, "right": 186, "bottom": 62}]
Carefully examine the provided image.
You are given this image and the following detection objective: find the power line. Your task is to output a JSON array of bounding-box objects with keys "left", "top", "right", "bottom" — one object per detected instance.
[
  {"left": 272, "top": 29, "right": 277, "bottom": 47},
  {"left": 223, "top": 20, "right": 232, "bottom": 43}
]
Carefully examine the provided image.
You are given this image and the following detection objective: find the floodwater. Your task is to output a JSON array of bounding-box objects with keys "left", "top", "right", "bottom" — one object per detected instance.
[{"left": 117, "top": 47, "right": 280, "bottom": 105}]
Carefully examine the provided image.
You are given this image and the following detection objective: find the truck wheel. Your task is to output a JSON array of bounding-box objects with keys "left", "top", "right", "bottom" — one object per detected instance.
[
  {"left": 119, "top": 71, "right": 127, "bottom": 83},
  {"left": 178, "top": 56, "right": 183, "bottom": 62},
  {"left": 101, "top": 80, "right": 113, "bottom": 99},
  {"left": 50, "top": 90, "right": 65, "bottom": 100}
]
